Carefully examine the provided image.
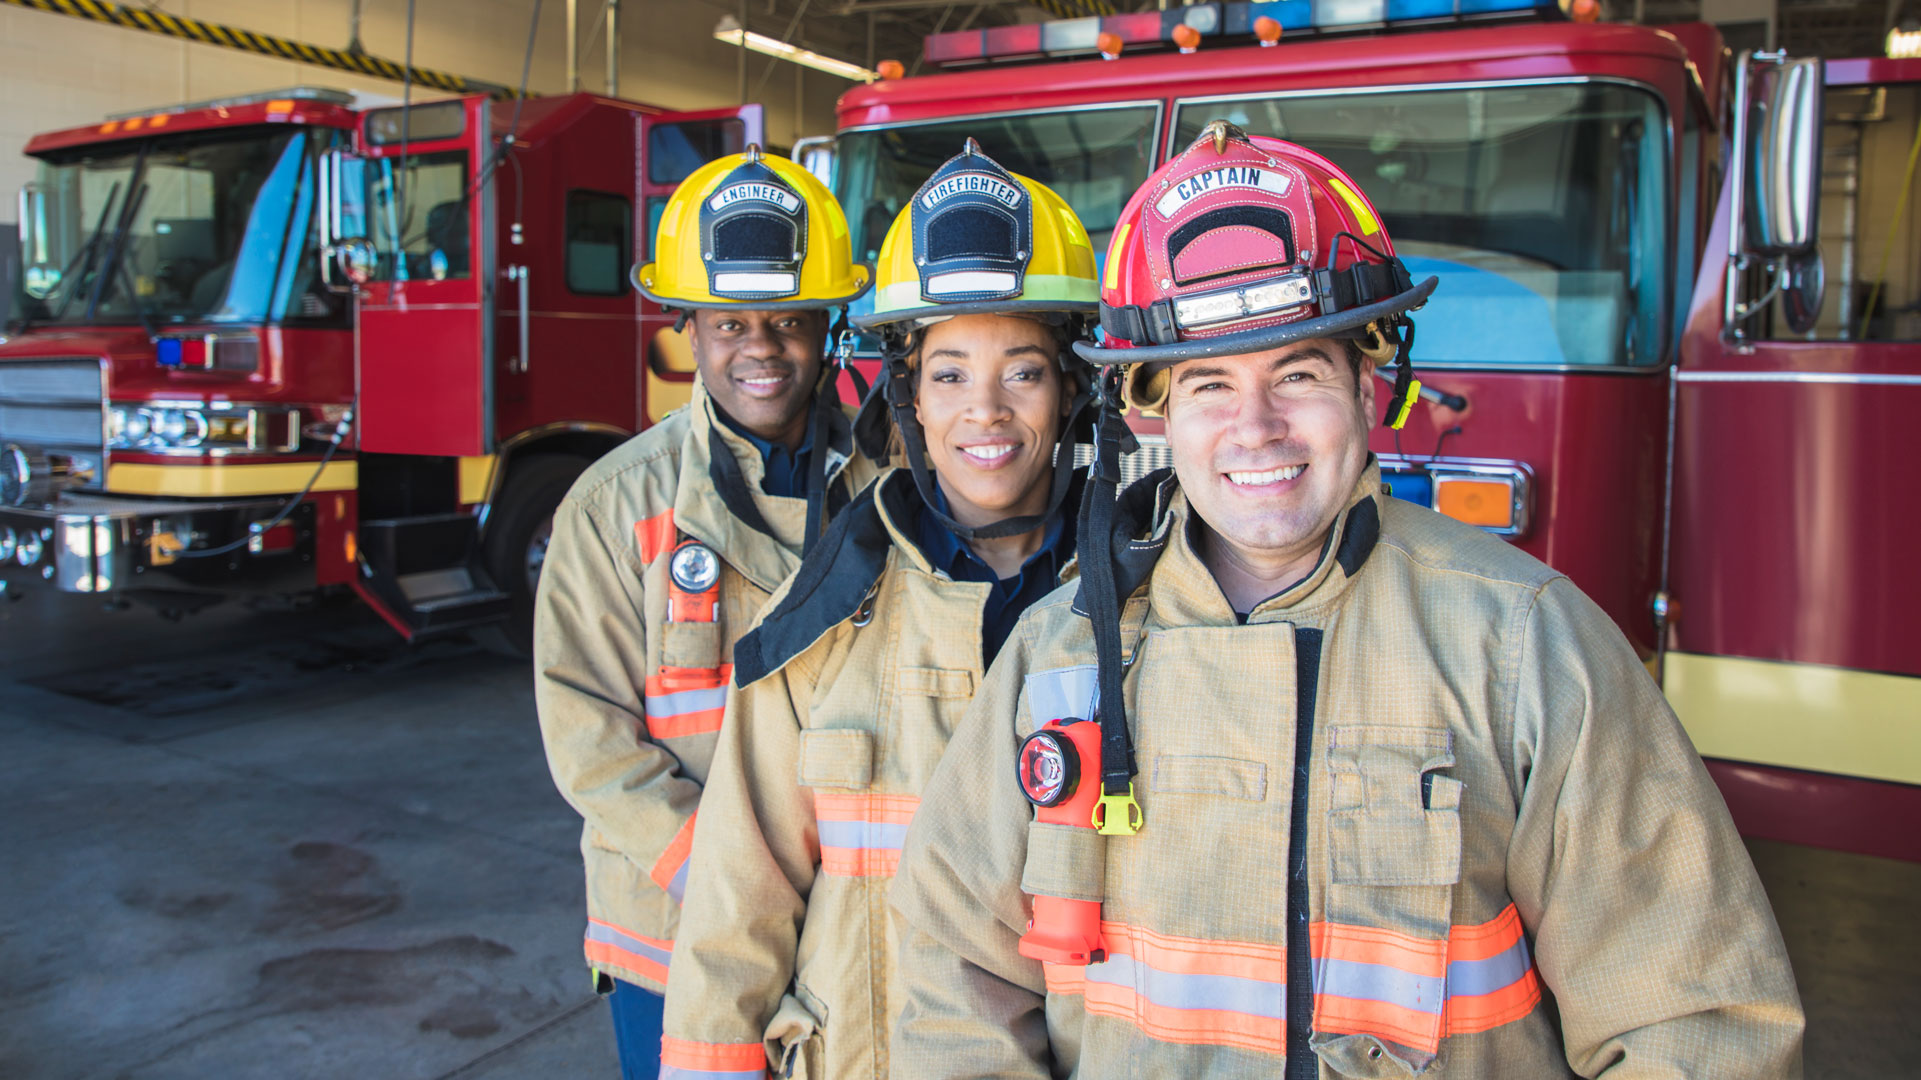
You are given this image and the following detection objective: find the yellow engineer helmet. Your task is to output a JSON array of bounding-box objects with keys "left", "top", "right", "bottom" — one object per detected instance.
[
  {"left": 853, "top": 139, "right": 1099, "bottom": 330},
  {"left": 633, "top": 144, "right": 870, "bottom": 310}
]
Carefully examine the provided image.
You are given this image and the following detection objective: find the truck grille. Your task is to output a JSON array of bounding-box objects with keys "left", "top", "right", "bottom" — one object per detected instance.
[{"left": 0, "top": 357, "right": 107, "bottom": 491}]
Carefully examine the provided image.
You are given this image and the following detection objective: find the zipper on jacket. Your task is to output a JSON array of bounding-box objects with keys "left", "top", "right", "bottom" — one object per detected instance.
[{"left": 1287, "top": 628, "right": 1324, "bottom": 1079}]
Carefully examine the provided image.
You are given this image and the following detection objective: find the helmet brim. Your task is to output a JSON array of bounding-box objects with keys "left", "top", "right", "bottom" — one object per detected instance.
[
  {"left": 630, "top": 263, "right": 873, "bottom": 312},
  {"left": 1073, "top": 276, "right": 1438, "bottom": 366},
  {"left": 853, "top": 297, "right": 1097, "bottom": 331}
]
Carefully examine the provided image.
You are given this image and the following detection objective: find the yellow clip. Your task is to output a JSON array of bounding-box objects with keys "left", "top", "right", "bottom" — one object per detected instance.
[
  {"left": 1389, "top": 377, "right": 1421, "bottom": 430},
  {"left": 1093, "top": 786, "right": 1143, "bottom": 836}
]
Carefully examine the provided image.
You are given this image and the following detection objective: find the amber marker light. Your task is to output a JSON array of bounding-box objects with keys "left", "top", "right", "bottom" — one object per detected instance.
[
  {"left": 1098, "top": 31, "right": 1124, "bottom": 59},
  {"left": 1254, "top": 16, "right": 1283, "bottom": 45},
  {"left": 1172, "top": 24, "right": 1201, "bottom": 53},
  {"left": 1568, "top": 0, "right": 1600, "bottom": 22},
  {"left": 877, "top": 58, "right": 905, "bottom": 80},
  {"left": 1434, "top": 477, "right": 1517, "bottom": 530}
]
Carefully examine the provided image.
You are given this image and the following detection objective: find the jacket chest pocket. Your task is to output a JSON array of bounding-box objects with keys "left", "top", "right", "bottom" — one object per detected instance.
[
  {"left": 893, "top": 666, "right": 976, "bottom": 783},
  {"left": 1326, "top": 725, "right": 1462, "bottom": 887}
]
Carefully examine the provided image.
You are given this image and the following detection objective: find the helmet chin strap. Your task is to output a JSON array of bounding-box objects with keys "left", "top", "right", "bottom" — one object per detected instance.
[
  {"left": 880, "top": 329, "right": 1092, "bottom": 543},
  {"left": 801, "top": 311, "right": 869, "bottom": 556},
  {"left": 1380, "top": 318, "right": 1421, "bottom": 431}
]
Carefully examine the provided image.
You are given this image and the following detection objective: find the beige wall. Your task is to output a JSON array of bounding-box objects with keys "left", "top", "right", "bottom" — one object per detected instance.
[{"left": 0, "top": 0, "right": 848, "bottom": 220}]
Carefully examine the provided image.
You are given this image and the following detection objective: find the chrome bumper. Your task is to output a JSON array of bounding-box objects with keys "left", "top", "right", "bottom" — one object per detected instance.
[{"left": 0, "top": 492, "right": 288, "bottom": 596}]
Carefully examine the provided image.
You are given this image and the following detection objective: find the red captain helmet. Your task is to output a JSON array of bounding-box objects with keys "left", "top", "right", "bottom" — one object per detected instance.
[{"left": 1074, "top": 121, "right": 1437, "bottom": 371}]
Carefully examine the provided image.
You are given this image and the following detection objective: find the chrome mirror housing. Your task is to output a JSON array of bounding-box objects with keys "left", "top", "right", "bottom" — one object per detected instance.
[{"left": 329, "top": 237, "right": 378, "bottom": 286}]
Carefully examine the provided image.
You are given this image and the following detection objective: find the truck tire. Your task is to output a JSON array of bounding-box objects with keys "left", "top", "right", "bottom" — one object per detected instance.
[{"left": 482, "top": 454, "right": 589, "bottom": 657}]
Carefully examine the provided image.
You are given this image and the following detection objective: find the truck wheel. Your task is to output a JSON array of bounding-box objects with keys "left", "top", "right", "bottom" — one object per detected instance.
[{"left": 482, "top": 454, "right": 588, "bottom": 657}]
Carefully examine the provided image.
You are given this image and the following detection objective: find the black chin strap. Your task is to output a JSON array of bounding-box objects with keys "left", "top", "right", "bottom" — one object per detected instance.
[
  {"left": 1077, "top": 368, "right": 1143, "bottom": 835},
  {"left": 800, "top": 312, "right": 870, "bottom": 556},
  {"left": 881, "top": 330, "right": 1091, "bottom": 543},
  {"left": 1380, "top": 318, "right": 1421, "bottom": 431}
]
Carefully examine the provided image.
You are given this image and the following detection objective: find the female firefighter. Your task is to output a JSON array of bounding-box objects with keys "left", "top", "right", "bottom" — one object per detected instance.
[{"left": 654, "top": 141, "right": 1100, "bottom": 1080}]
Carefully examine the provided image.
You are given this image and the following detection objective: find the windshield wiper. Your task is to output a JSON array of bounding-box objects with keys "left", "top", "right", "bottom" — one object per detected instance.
[
  {"left": 85, "top": 179, "right": 148, "bottom": 322},
  {"left": 20, "top": 180, "right": 125, "bottom": 334}
]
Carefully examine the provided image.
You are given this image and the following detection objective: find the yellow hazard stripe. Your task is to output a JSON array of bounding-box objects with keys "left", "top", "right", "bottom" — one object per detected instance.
[
  {"left": 107, "top": 460, "right": 358, "bottom": 498},
  {"left": 0, "top": 0, "right": 512, "bottom": 99},
  {"left": 1665, "top": 652, "right": 1921, "bottom": 787}
]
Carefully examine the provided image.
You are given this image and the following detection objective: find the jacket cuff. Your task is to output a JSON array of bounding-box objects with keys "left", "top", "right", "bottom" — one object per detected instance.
[{"left": 660, "top": 1036, "right": 768, "bottom": 1079}]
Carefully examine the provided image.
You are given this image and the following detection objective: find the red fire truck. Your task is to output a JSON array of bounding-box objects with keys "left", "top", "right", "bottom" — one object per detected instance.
[
  {"left": 815, "top": 8, "right": 1920, "bottom": 859},
  {"left": 0, "top": 87, "right": 758, "bottom": 652}
]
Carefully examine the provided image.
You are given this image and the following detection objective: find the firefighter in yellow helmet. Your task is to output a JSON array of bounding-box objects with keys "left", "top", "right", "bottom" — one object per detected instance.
[
  {"left": 534, "top": 145, "right": 879, "bottom": 1080},
  {"left": 656, "top": 141, "right": 1097, "bottom": 1080}
]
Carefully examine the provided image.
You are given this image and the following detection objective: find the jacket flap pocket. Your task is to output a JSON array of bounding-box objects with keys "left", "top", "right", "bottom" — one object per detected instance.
[
  {"left": 1151, "top": 754, "right": 1268, "bottom": 802},
  {"left": 898, "top": 666, "right": 976, "bottom": 699},
  {"left": 1021, "top": 820, "right": 1107, "bottom": 903},
  {"left": 796, "top": 728, "right": 873, "bottom": 789},
  {"left": 1326, "top": 725, "right": 1461, "bottom": 887}
]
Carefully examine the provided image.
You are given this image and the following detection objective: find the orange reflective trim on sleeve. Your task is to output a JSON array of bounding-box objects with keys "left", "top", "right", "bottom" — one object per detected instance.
[
  {"left": 659, "top": 1036, "right": 767, "bottom": 1079},
  {"left": 1446, "top": 902, "right": 1526, "bottom": 962},
  {"left": 583, "top": 918, "right": 672, "bottom": 985},
  {"left": 634, "top": 510, "right": 676, "bottom": 564},
  {"left": 1443, "top": 966, "right": 1542, "bottom": 1035},
  {"left": 650, "top": 812, "right": 698, "bottom": 903}
]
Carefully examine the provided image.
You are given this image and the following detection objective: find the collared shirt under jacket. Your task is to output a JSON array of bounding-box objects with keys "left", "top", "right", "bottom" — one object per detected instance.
[
  {"left": 534, "top": 378, "right": 877, "bottom": 993},
  {"left": 658, "top": 467, "right": 1081, "bottom": 1080},
  {"left": 888, "top": 462, "right": 1804, "bottom": 1079}
]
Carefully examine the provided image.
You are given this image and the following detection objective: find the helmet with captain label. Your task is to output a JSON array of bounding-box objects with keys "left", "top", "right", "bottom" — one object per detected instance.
[
  {"left": 1079, "top": 122, "right": 1437, "bottom": 429},
  {"left": 634, "top": 144, "right": 871, "bottom": 310}
]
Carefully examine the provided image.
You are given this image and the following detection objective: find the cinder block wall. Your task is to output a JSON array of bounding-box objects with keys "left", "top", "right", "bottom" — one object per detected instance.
[{"left": 0, "top": 0, "right": 846, "bottom": 219}]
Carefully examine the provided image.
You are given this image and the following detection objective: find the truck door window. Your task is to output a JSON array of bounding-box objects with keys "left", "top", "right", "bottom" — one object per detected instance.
[
  {"left": 1174, "top": 84, "right": 1670, "bottom": 368},
  {"left": 648, "top": 118, "right": 747, "bottom": 185},
  {"left": 1763, "top": 83, "right": 1921, "bottom": 342},
  {"left": 834, "top": 105, "right": 1160, "bottom": 265},
  {"left": 566, "top": 190, "right": 632, "bottom": 296},
  {"left": 365, "top": 150, "right": 470, "bottom": 281}
]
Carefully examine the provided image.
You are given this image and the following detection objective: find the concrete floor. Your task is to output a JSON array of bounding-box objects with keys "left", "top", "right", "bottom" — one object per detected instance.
[{"left": 1, "top": 591, "right": 1917, "bottom": 1079}]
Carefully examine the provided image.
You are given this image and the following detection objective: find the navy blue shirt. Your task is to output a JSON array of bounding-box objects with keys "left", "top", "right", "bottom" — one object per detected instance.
[
  {"left": 716, "top": 407, "right": 814, "bottom": 499},
  {"left": 917, "top": 484, "right": 1075, "bottom": 668}
]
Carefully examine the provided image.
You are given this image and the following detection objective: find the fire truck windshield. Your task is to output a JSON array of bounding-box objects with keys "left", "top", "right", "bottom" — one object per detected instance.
[
  {"left": 15, "top": 128, "right": 336, "bottom": 328},
  {"left": 835, "top": 104, "right": 1162, "bottom": 265},
  {"left": 1171, "top": 82, "right": 1670, "bottom": 368}
]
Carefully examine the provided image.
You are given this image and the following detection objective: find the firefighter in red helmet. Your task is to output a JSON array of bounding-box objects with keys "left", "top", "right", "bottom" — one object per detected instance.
[{"left": 888, "top": 123, "right": 1804, "bottom": 1079}]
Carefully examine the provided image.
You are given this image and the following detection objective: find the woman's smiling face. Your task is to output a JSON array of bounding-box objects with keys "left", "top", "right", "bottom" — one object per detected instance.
[{"left": 913, "top": 314, "right": 1071, "bottom": 529}]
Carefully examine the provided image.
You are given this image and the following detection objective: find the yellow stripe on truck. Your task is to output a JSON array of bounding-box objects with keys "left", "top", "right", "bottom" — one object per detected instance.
[
  {"left": 108, "top": 460, "right": 357, "bottom": 498},
  {"left": 1664, "top": 652, "right": 1921, "bottom": 786}
]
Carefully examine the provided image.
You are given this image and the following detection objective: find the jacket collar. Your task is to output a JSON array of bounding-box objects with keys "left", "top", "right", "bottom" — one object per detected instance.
[
  {"left": 1075, "top": 458, "right": 1384, "bottom": 630},
  {"left": 674, "top": 378, "right": 816, "bottom": 593}
]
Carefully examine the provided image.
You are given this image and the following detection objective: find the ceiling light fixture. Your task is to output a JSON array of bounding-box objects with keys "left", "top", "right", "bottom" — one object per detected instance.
[{"left": 714, "top": 17, "right": 878, "bottom": 82}]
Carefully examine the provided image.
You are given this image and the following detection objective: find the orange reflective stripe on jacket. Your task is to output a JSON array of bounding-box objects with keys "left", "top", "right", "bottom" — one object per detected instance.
[
  {"left": 644, "top": 665, "right": 734, "bottom": 739},
  {"left": 659, "top": 1036, "right": 765, "bottom": 1080},
  {"left": 635, "top": 509, "right": 677, "bottom": 564},
  {"left": 584, "top": 917, "right": 673, "bottom": 986},
  {"left": 651, "top": 812, "right": 698, "bottom": 904},
  {"left": 1310, "top": 903, "right": 1540, "bottom": 1056},
  {"left": 1043, "top": 922, "right": 1289, "bottom": 1055},
  {"left": 814, "top": 791, "right": 918, "bottom": 877}
]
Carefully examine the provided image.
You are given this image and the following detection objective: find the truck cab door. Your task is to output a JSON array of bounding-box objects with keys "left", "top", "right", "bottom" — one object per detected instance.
[
  {"left": 637, "top": 105, "right": 764, "bottom": 425},
  {"left": 350, "top": 96, "right": 494, "bottom": 456}
]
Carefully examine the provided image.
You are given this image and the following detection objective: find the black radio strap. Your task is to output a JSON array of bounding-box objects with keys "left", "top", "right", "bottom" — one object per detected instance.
[{"left": 1078, "top": 372, "right": 1141, "bottom": 805}]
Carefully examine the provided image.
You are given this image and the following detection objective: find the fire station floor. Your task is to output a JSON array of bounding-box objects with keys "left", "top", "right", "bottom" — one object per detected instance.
[{"left": 0, "top": 593, "right": 1916, "bottom": 1079}]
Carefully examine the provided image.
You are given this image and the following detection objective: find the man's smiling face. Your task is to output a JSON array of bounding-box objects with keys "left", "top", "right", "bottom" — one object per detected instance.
[
  {"left": 688, "top": 308, "right": 828, "bottom": 449},
  {"left": 1162, "top": 338, "right": 1375, "bottom": 586}
]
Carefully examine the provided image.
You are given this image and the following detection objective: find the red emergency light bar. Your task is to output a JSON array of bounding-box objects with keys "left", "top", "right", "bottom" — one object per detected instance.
[{"left": 923, "top": 0, "right": 1565, "bottom": 67}]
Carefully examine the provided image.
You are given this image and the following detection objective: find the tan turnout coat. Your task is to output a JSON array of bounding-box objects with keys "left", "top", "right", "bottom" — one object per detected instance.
[
  {"left": 889, "top": 463, "right": 1804, "bottom": 1079},
  {"left": 658, "top": 468, "right": 1075, "bottom": 1080},
  {"left": 535, "top": 379, "right": 876, "bottom": 993}
]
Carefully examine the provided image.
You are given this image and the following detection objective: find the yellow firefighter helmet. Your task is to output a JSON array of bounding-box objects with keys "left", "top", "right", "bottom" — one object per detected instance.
[
  {"left": 854, "top": 139, "right": 1099, "bottom": 329},
  {"left": 633, "top": 145, "right": 870, "bottom": 310}
]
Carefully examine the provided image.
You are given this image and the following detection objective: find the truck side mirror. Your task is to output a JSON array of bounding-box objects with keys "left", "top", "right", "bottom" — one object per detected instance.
[
  {"left": 1743, "top": 54, "right": 1825, "bottom": 254},
  {"left": 330, "top": 237, "right": 378, "bottom": 286},
  {"left": 792, "top": 135, "right": 838, "bottom": 188},
  {"left": 16, "top": 183, "right": 59, "bottom": 300},
  {"left": 318, "top": 148, "right": 369, "bottom": 293},
  {"left": 1724, "top": 50, "right": 1826, "bottom": 344}
]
